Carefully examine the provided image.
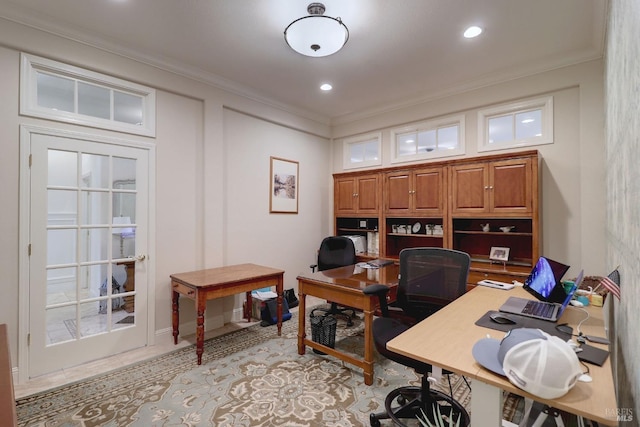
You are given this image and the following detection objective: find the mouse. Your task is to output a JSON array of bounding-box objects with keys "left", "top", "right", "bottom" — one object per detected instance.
[{"left": 489, "top": 313, "right": 516, "bottom": 325}]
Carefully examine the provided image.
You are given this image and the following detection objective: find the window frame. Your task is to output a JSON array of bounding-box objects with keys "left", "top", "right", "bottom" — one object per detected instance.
[
  {"left": 390, "top": 114, "right": 465, "bottom": 164},
  {"left": 20, "top": 53, "right": 156, "bottom": 137},
  {"left": 477, "top": 96, "right": 553, "bottom": 153},
  {"left": 342, "top": 132, "right": 382, "bottom": 170}
]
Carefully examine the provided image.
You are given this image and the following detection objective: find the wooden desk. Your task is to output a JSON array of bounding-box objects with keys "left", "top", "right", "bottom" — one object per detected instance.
[
  {"left": 297, "top": 263, "right": 399, "bottom": 386},
  {"left": 387, "top": 285, "right": 618, "bottom": 426},
  {"left": 171, "top": 263, "right": 284, "bottom": 364}
]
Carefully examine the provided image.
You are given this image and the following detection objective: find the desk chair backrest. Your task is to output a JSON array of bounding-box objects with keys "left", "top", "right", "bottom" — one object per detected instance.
[
  {"left": 317, "top": 236, "right": 357, "bottom": 272},
  {"left": 397, "top": 247, "right": 470, "bottom": 321}
]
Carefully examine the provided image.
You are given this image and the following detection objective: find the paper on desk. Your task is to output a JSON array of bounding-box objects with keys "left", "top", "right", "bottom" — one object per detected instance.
[{"left": 253, "top": 290, "right": 277, "bottom": 299}]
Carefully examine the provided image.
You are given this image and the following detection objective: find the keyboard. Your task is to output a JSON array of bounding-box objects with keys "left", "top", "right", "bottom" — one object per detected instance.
[{"left": 522, "top": 300, "right": 555, "bottom": 318}]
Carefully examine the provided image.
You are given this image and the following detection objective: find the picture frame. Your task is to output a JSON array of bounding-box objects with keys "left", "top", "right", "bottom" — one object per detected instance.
[
  {"left": 489, "top": 246, "right": 510, "bottom": 262},
  {"left": 269, "top": 156, "right": 299, "bottom": 214}
]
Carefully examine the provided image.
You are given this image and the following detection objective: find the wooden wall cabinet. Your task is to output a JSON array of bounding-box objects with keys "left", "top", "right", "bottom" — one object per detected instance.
[
  {"left": 450, "top": 157, "right": 534, "bottom": 216},
  {"left": 384, "top": 167, "right": 445, "bottom": 216},
  {"left": 334, "top": 173, "right": 380, "bottom": 215},
  {"left": 333, "top": 150, "right": 539, "bottom": 286}
]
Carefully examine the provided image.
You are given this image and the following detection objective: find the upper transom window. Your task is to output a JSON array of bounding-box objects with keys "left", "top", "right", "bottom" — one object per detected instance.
[
  {"left": 343, "top": 132, "right": 382, "bottom": 170},
  {"left": 20, "top": 53, "right": 156, "bottom": 137},
  {"left": 478, "top": 96, "right": 553, "bottom": 152},
  {"left": 390, "top": 115, "right": 465, "bottom": 163}
]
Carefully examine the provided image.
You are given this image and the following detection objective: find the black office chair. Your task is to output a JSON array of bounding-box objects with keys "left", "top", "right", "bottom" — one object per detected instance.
[
  {"left": 310, "top": 236, "right": 357, "bottom": 326},
  {"left": 363, "top": 247, "right": 471, "bottom": 427}
]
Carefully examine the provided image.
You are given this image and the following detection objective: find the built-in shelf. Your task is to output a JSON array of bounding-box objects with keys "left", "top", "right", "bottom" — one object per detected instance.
[{"left": 387, "top": 233, "right": 443, "bottom": 238}]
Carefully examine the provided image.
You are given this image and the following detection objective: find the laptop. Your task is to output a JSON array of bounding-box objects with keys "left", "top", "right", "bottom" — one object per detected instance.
[{"left": 499, "top": 257, "right": 583, "bottom": 322}]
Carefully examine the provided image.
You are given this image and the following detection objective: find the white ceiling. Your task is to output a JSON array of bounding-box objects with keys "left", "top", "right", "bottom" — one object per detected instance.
[{"left": 0, "top": 0, "right": 607, "bottom": 124}]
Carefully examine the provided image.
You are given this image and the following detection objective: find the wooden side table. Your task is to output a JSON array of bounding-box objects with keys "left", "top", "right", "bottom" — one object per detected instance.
[{"left": 170, "top": 263, "right": 284, "bottom": 364}]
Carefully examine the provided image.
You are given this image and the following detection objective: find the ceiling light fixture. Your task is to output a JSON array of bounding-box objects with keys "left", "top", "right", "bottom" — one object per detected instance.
[
  {"left": 284, "top": 3, "right": 349, "bottom": 57},
  {"left": 320, "top": 83, "right": 333, "bottom": 91},
  {"left": 463, "top": 26, "right": 483, "bottom": 38}
]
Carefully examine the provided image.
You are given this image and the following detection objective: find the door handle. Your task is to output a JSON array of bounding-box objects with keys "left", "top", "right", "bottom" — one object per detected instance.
[{"left": 128, "top": 254, "right": 146, "bottom": 262}]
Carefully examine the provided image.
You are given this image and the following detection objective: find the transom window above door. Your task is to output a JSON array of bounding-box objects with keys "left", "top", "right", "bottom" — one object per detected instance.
[{"left": 20, "top": 53, "right": 156, "bottom": 137}]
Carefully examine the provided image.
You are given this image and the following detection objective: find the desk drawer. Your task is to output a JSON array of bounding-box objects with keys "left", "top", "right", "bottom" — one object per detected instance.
[{"left": 172, "top": 281, "right": 196, "bottom": 298}]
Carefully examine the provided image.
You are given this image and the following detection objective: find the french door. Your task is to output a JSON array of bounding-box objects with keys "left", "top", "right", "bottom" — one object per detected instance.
[{"left": 25, "top": 130, "right": 150, "bottom": 378}]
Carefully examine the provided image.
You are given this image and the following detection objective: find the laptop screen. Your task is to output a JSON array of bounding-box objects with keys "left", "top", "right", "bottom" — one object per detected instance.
[{"left": 523, "top": 257, "right": 570, "bottom": 302}]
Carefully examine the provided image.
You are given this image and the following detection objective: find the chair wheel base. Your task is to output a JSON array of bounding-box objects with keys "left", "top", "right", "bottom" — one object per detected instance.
[{"left": 369, "top": 385, "right": 470, "bottom": 427}]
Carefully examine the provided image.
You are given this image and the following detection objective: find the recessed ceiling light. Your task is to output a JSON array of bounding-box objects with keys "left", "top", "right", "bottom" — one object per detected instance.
[
  {"left": 320, "top": 83, "right": 333, "bottom": 91},
  {"left": 463, "top": 26, "right": 483, "bottom": 38}
]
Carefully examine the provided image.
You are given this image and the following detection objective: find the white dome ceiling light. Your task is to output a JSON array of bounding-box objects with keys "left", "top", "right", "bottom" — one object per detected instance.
[{"left": 284, "top": 3, "right": 349, "bottom": 57}]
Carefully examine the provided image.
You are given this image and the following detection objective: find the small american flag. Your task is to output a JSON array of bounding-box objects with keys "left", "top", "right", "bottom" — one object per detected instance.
[{"left": 597, "top": 268, "right": 621, "bottom": 300}]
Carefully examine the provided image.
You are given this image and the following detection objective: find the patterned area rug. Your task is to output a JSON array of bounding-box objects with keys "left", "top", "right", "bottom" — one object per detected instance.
[{"left": 16, "top": 309, "right": 521, "bottom": 426}]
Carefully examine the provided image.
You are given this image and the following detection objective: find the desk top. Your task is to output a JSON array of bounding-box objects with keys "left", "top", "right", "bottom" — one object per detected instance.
[
  {"left": 387, "top": 285, "right": 618, "bottom": 426},
  {"left": 170, "top": 263, "right": 284, "bottom": 288},
  {"left": 296, "top": 263, "right": 399, "bottom": 291}
]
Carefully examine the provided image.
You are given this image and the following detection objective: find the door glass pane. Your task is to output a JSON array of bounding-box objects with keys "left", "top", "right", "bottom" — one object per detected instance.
[
  {"left": 114, "top": 91, "right": 143, "bottom": 125},
  {"left": 79, "top": 301, "right": 107, "bottom": 338},
  {"left": 113, "top": 312, "right": 134, "bottom": 330},
  {"left": 80, "top": 228, "right": 109, "bottom": 263},
  {"left": 48, "top": 190, "right": 77, "bottom": 226},
  {"left": 113, "top": 157, "right": 136, "bottom": 189},
  {"left": 47, "top": 229, "right": 77, "bottom": 265},
  {"left": 48, "top": 150, "right": 78, "bottom": 187},
  {"left": 37, "top": 72, "right": 75, "bottom": 113},
  {"left": 46, "top": 305, "right": 76, "bottom": 345},
  {"left": 78, "top": 82, "right": 110, "bottom": 119},
  {"left": 46, "top": 267, "right": 77, "bottom": 306},
  {"left": 80, "top": 264, "right": 105, "bottom": 300},
  {"left": 81, "top": 153, "right": 110, "bottom": 189},
  {"left": 81, "top": 191, "right": 109, "bottom": 225},
  {"left": 113, "top": 193, "right": 136, "bottom": 223}
]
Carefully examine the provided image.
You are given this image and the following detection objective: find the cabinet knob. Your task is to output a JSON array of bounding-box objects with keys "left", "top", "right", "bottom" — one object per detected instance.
[
  {"left": 484, "top": 186, "right": 489, "bottom": 190},
  {"left": 489, "top": 186, "right": 494, "bottom": 190}
]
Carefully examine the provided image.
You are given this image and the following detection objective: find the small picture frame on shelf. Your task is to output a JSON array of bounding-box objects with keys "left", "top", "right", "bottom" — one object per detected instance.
[{"left": 489, "top": 246, "right": 510, "bottom": 263}]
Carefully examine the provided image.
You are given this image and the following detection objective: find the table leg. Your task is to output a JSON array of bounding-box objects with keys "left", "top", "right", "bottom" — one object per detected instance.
[
  {"left": 245, "top": 291, "right": 252, "bottom": 322},
  {"left": 363, "top": 307, "right": 374, "bottom": 386},
  {"left": 172, "top": 288, "right": 180, "bottom": 345},
  {"left": 196, "top": 293, "right": 205, "bottom": 365},
  {"left": 297, "top": 289, "right": 306, "bottom": 355},
  {"left": 276, "top": 275, "right": 283, "bottom": 336},
  {"left": 471, "top": 380, "right": 503, "bottom": 426}
]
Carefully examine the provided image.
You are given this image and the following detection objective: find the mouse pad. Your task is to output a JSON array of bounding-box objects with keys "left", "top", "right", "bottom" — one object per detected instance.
[
  {"left": 475, "top": 310, "right": 573, "bottom": 340},
  {"left": 475, "top": 311, "right": 609, "bottom": 365}
]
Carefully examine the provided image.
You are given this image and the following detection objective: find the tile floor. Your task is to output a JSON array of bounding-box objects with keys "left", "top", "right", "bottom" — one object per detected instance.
[{"left": 14, "top": 295, "right": 324, "bottom": 399}]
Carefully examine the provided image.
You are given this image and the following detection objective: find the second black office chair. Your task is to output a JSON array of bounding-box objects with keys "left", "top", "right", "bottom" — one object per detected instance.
[
  {"left": 310, "top": 236, "right": 357, "bottom": 326},
  {"left": 363, "top": 247, "right": 471, "bottom": 427}
]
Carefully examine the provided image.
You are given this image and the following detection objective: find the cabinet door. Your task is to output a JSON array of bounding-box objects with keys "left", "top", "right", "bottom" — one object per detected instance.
[
  {"left": 450, "top": 163, "right": 488, "bottom": 214},
  {"left": 385, "top": 171, "right": 411, "bottom": 214},
  {"left": 335, "top": 177, "right": 357, "bottom": 214},
  {"left": 414, "top": 167, "right": 444, "bottom": 214},
  {"left": 490, "top": 158, "right": 532, "bottom": 213},
  {"left": 356, "top": 175, "right": 380, "bottom": 214}
]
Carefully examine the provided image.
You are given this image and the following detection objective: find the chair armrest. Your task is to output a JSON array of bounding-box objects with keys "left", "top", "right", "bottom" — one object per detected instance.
[{"left": 363, "top": 284, "right": 390, "bottom": 317}]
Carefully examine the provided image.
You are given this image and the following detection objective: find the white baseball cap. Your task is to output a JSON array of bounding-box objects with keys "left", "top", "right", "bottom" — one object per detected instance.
[{"left": 472, "top": 328, "right": 583, "bottom": 399}]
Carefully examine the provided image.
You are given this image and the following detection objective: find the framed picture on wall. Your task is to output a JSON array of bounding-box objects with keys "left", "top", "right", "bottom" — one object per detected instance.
[{"left": 269, "top": 156, "right": 299, "bottom": 214}]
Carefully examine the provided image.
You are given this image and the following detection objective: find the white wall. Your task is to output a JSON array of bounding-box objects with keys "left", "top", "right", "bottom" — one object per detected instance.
[{"left": 330, "top": 60, "right": 605, "bottom": 280}]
